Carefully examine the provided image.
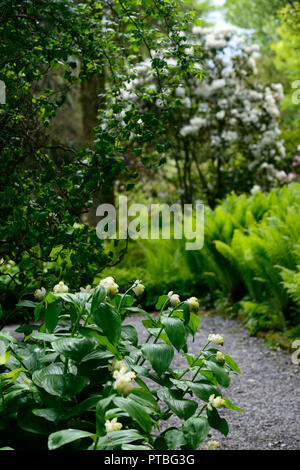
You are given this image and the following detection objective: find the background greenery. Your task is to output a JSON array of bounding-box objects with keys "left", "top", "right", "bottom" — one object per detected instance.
[{"left": 1, "top": 0, "right": 300, "bottom": 342}]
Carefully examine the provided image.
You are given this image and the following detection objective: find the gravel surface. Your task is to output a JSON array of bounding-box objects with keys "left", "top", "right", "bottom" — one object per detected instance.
[
  {"left": 4, "top": 312, "right": 300, "bottom": 450},
  {"left": 124, "top": 312, "right": 300, "bottom": 450}
]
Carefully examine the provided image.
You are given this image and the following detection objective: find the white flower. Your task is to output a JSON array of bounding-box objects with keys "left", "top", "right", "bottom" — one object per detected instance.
[
  {"left": 53, "top": 281, "right": 68, "bottom": 293},
  {"left": 205, "top": 34, "right": 227, "bottom": 49},
  {"left": 208, "top": 394, "right": 225, "bottom": 411},
  {"left": 250, "top": 185, "right": 261, "bottom": 194},
  {"left": 175, "top": 87, "right": 185, "bottom": 98},
  {"left": 132, "top": 281, "right": 145, "bottom": 296},
  {"left": 99, "top": 276, "right": 119, "bottom": 296},
  {"left": 205, "top": 440, "right": 220, "bottom": 450},
  {"left": 109, "top": 359, "right": 126, "bottom": 372},
  {"left": 34, "top": 287, "right": 46, "bottom": 300},
  {"left": 211, "top": 79, "right": 226, "bottom": 91},
  {"left": 275, "top": 170, "right": 287, "bottom": 180},
  {"left": 187, "top": 297, "right": 199, "bottom": 312},
  {"left": 221, "top": 130, "right": 238, "bottom": 143},
  {"left": 208, "top": 333, "right": 224, "bottom": 345},
  {"left": 190, "top": 116, "right": 206, "bottom": 129},
  {"left": 113, "top": 366, "right": 136, "bottom": 395},
  {"left": 105, "top": 417, "right": 122, "bottom": 433},
  {"left": 248, "top": 56, "right": 257, "bottom": 74},
  {"left": 80, "top": 285, "right": 94, "bottom": 294},
  {"left": 168, "top": 291, "right": 180, "bottom": 307},
  {"left": 216, "top": 351, "right": 225, "bottom": 363},
  {"left": 216, "top": 110, "right": 225, "bottom": 120}
]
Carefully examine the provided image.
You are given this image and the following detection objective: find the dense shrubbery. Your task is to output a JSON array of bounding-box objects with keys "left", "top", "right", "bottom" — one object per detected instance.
[
  {"left": 187, "top": 183, "right": 300, "bottom": 334},
  {"left": 0, "top": 282, "right": 241, "bottom": 450},
  {"left": 106, "top": 183, "right": 300, "bottom": 336}
]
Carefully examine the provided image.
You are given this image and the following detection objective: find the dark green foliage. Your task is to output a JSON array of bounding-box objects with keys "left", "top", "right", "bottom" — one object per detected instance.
[
  {"left": 0, "top": 284, "right": 241, "bottom": 450},
  {"left": 0, "top": 0, "right": 201, "bottom": 320}
]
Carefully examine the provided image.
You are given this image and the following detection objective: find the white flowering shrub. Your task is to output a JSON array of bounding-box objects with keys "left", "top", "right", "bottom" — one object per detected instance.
[
  {"left": 113, "top": 25, "right": 286, "bottom": 204},
  {"left": 0, "top": 278, "right": 242, "bottom": 450}
]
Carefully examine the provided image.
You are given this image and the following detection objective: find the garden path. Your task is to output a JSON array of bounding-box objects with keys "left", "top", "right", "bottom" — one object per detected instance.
[{"left": 124, "top": 312, "right": 300, "bottom": 450}]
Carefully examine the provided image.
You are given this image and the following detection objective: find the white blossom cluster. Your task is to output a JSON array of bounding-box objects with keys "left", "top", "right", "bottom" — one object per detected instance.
[{"left": 107, "top": 25, "right": 286, "bottom": 192}]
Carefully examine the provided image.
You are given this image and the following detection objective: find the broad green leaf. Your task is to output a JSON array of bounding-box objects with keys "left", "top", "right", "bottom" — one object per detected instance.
[
  {"left": 113, "top": 397, "right": 153, "bottom": 434},
  {"left": 184, "top": 353, "right": 203, "bottom": 367},
  {"left": 204, "top": 360, "right": 230, "bottom": 388},
  {"left": 161, "top": 317, "right": 187, "bottom": 351},
  {"left": 33, "top": 408, "right": 62, "bottom": 422},
  {"left": 207, "top": 408, "right": 229, "bottom": 436},
  {"left": 81, "top": 350, "right": 113, "bottom": 363},
  {"left": 157, "top": 388, "right": 197, "bottom": 420},
  {"left": 96, "top": 396, "right": 114, "bottom": 435},
  {"left": 130, "top": 365, "right": 172, "bottom": 388},
  {"left": 34, "top": 302, "right": 44, "bottom": 322},
  {"left": 48, "top": 429, "right": 95, "bottom": 450},
  {"left": 122, "top": 444, "right": 151, "bottom": 450},
  {"left": 32, "top": 363, "right": 64, "bottom": 388},
  {"left": 188, "top": 313, "right": 200, "bottom": 334},
  {"left": 1, "top": 368, "right": 25, "bottom": 386},
  {"left": 121, "top": 325, "right": 138, "bottom": 347},
  {"left": 155, "top": 295, "right": 169, "bottom": 310},
  {"left": 130, "top": 388, "right": 160, "bottom": 411},
  {"left": 78, "top": 326, "right": 120, "bottom": 357},
  {"left": 45, "top": 301, "right": 63, "bottom": 333},
  {"left": 154, "top": 429, "right": 186, "bottom": 450},
  {"left": 93, "top": 302, "right": 121, "bottom": 345},
  {"left": 36, "top": 373, "right": 89, "bottom": 400},
  {"left": 147, "top": 328, "right": 172, "bottom": 346},
  {"left": 170, "top": 378, "right": 221, "bottom": 403},
  {"left": 52, "top": 293, "right": 88, "bottom": 310},
  {"left": 183, "top": 302, "right": 190, "bottom": 325},
  {"left": 141, "top": 343, "right": 174, "bottom": 375},
  {"left": 51, "top": 336, "right": 97, "bottom": 363},
  {"left": 182, "top": 417, "right": 210, "bottom": 449},
  {"left": 96, "top": 429, "right": 144, "bottom": 449},
  {"left": 225, "top": 354, "right": 242, "bottom": 374},
  {"left": 223, "top": 398, "right": 243, "bottom": 412},
  {"left": 29, "top": 332, "right": 59, "bottom": 342},
  {"left": 0, "top": 351, "right": 10, "bottom": 365},
  {"left": 91, "top": 285, "right": 107, "bottom": 315},
  {"left": 16, "top": 300, "right": 38, "bottom": 308},
  {"left": 18, "top": 408, "right": 53, "bottom": 435},
  {"left": 67, "top": 395, "right": 102, "bottom": 419},
  {"left": 184, "top": 380, "right": 221, "bottom": 403},
  {"left": 199, "top": 369, "right": 218, "bottom": 385}
]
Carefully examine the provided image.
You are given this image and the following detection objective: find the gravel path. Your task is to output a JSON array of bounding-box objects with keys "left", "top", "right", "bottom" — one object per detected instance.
[
  {"left": 4, "top": 312, "right": 300, "bottom": 450},
  {"left": 124, "top": 312, "right": 300, "bottom": 450}
]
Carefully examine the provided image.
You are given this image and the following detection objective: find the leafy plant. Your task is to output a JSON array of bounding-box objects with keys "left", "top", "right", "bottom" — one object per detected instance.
[{"left": 0, "top": 278, "right": 242, "bottom": 450}]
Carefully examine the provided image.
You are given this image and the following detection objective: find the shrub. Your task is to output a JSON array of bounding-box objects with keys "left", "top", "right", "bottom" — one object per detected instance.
[{"left": 0, "top": 279, "right": 242, "bottom": 450}]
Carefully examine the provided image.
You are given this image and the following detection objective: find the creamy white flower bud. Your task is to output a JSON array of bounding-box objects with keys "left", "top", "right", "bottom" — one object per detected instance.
[
  {"left": 53, "top": 281, "right": 68, "bottom": 293},
  {"left": 113, "top": 366, "right": 136, "bottom": 395},
  {"left": 208, "top": 394, "right": 225, "bottom": 411},
  {"left": 99, "top": 277, "right": 119, "bottom": 296},
  {"left": 34, "top": 287, "right": 46, "bottom": 300},
  {"left": 168, "top": 291, "right": 180, "bottom": 306},
  {"left": 208, "top": 333, "right": 224, "bottom": 345},
  {"left": 205, "top": 440, "right": 220, "bottom": 450},
  {"left": 132, "top": 281, "right": 145, "bottom": 296},
  {"left": 80, "top": 285, "right": 94, "bottom": 294},
  {"left": 105, "top": 417, "right": 122, "bottom": 433},
  {"left": 216, "top": 351, "right": 225, "bottom": 363},
  {"left": 187, "top": 297, "right": 199, "bottom": 312}
]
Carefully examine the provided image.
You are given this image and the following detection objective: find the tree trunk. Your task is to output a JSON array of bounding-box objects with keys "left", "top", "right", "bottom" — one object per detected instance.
[{"left": 80, "top": 69, "right": 115, "bottom": 226}]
